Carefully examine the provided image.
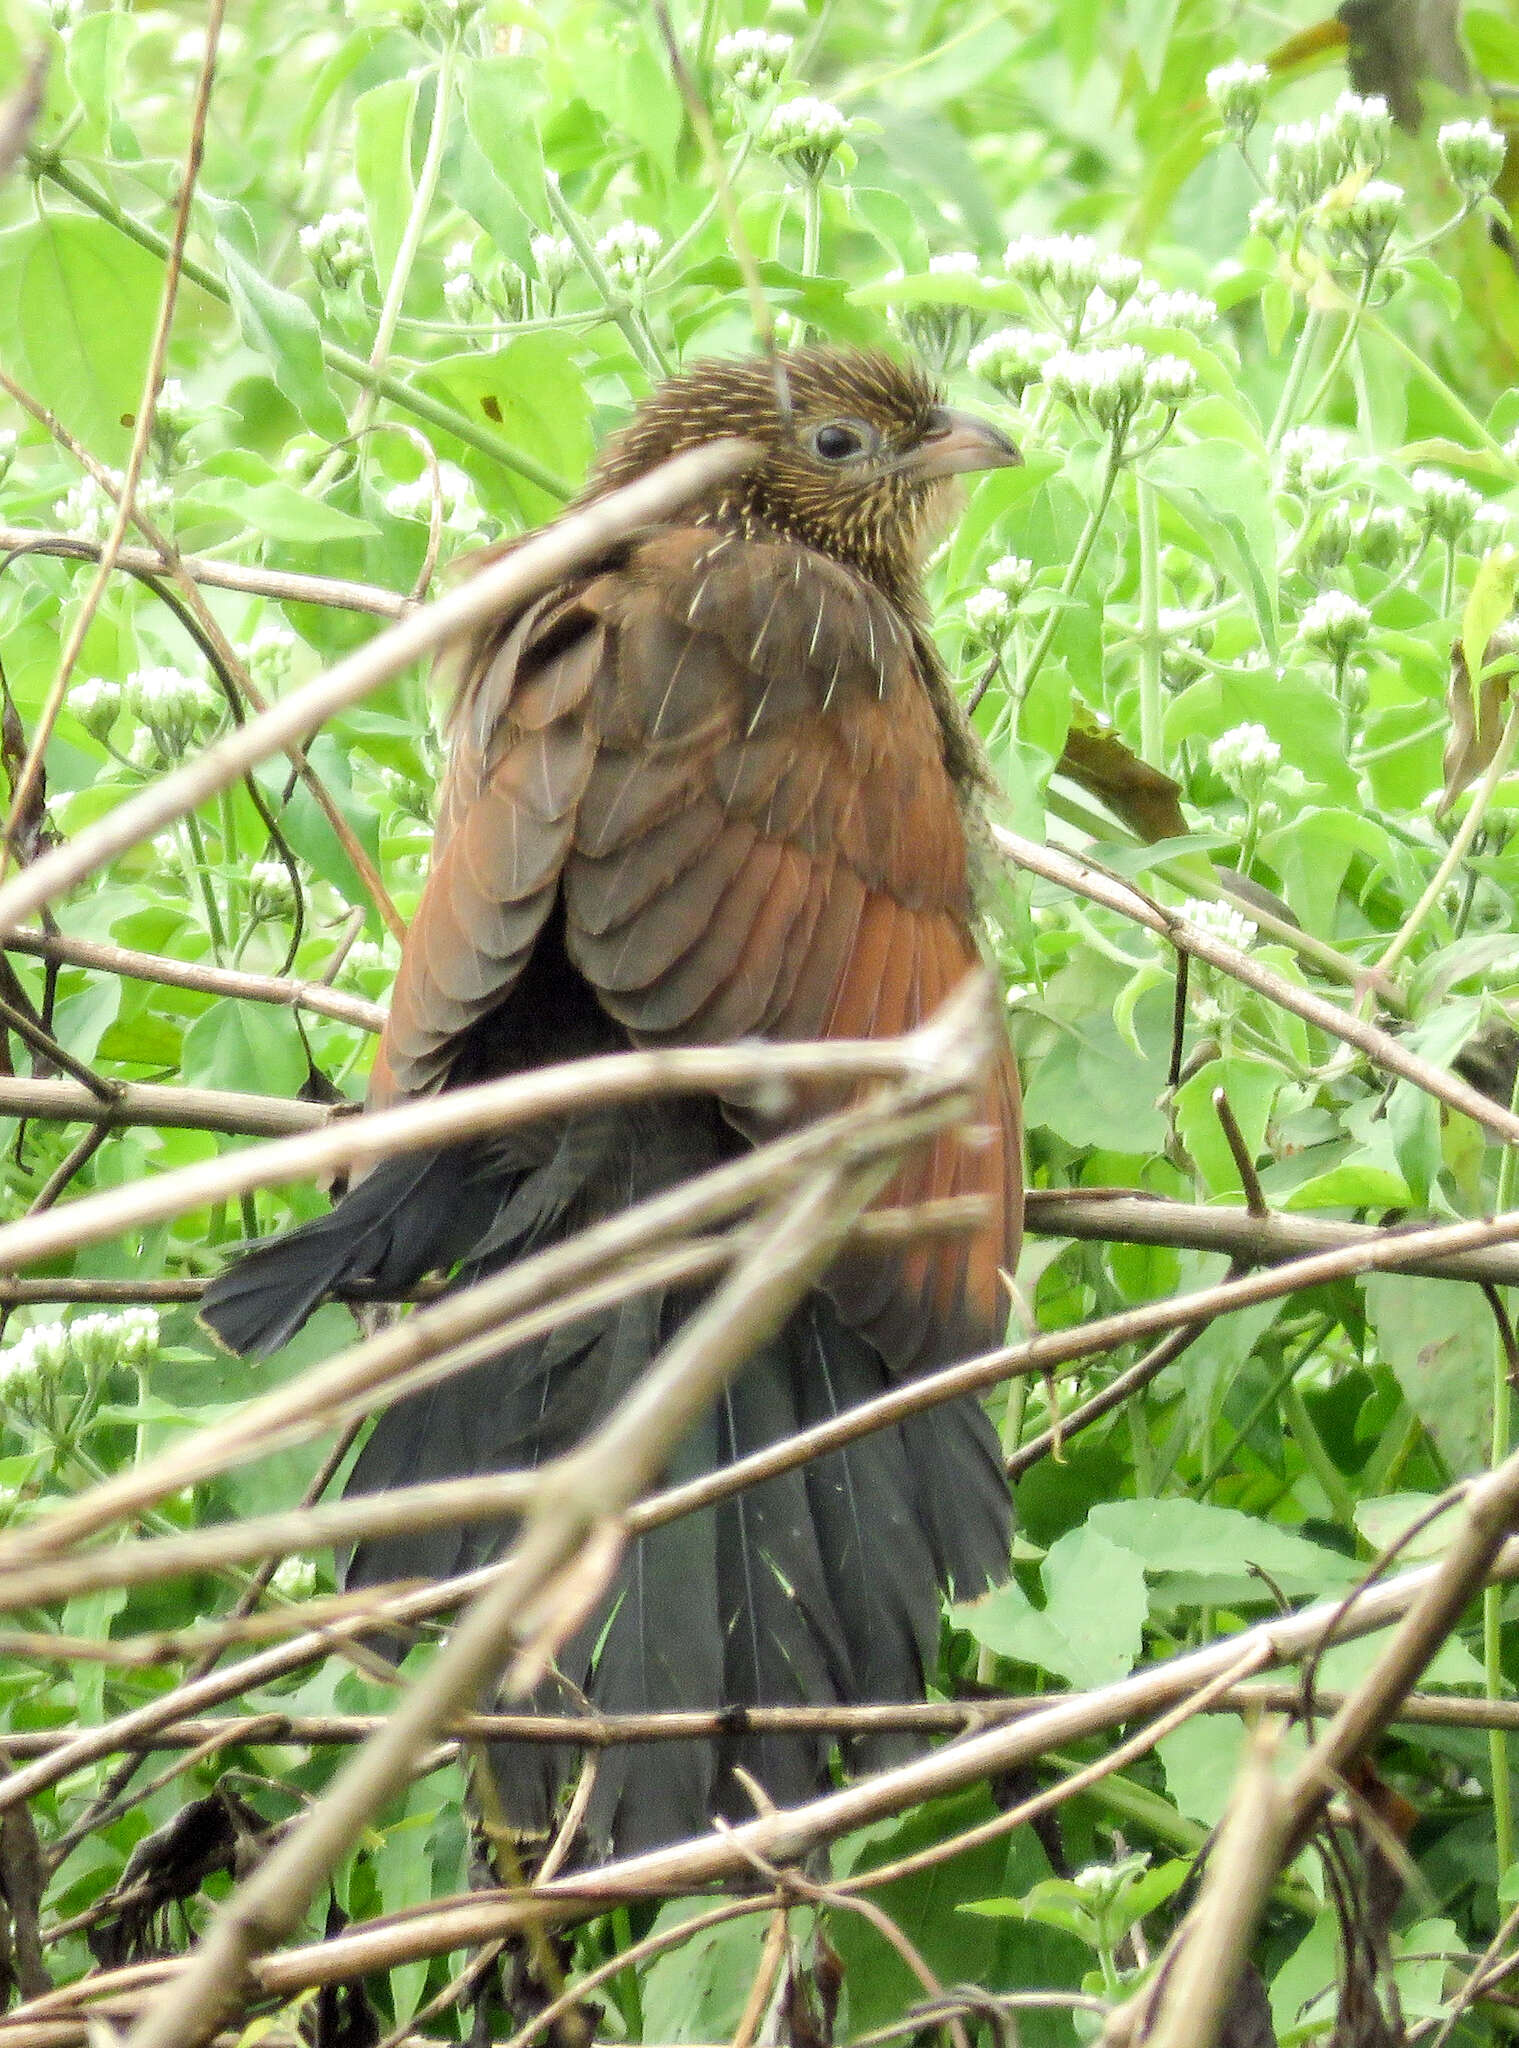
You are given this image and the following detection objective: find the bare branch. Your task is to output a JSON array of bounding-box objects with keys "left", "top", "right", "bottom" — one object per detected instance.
[
  {"left": 0, "top": 1074, "right": 333, "bottom": 1139},
  {"left": 0, "top": 526, "right": 407, "bottom": 618}
]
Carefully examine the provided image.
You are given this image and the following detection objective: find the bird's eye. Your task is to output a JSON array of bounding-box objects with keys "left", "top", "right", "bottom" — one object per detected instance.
[{"left": 809, "top": 420, "right": 869, "bottom": 462}]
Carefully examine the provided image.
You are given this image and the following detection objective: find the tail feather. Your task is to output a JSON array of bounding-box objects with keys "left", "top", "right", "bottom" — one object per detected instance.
[{"left": 200, "top": 1096, "right": 1014, "bottom": 1858}]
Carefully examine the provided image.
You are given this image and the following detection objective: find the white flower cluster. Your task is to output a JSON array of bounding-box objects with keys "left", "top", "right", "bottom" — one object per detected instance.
[
  {"left": 1179, "top": 897, "right": 1257, "bottom": 952},
  {"left": 986, "top": 554, "right": 1035, "bottom": 600},
  {"left": 1277, "top": 424, "right": 1351, "bottom": 494},
  {"left": 967, "top": 325, "right": 1055, "bottom": 400},
  {"left": 128, "top": 665, "right": 224, "bottom": 752},
  {"left": 270, "top": 1555, "right": 319, "bottom": 1600},
  {"left": 1438, "top": 118, "right": 1506, "bottom": 199},
  {"left": 298, "top": 208, "right": 370, "bottom": 292},
  {"left": 595, "top": 220, "right": 663, "bottom": 291},
  {"left": 1004, "top": 233, "right": 1142, "bottom": 311},
  {"left": 1205, "top": 59, "right": 1269, "bottom": 139},
  {"left": 1264, "top": 92, "right": 1392, "bottom": 214},
  {"left": 714, "top": 27, "right": 792, "bottom": 98},
  {"left": 54, "top": 470, "right": 173, "bottom": 544},
  {"left": 1409, "top": 466, "right": 1482, "bottom": 544},
  {"left": 383, "top": 460, "right": 493, "bottom": 543},
  {"left": 243, "top": 620, "right": 298, "bottom": 688},
  {"left": 0, "top": 1307, "right": 159, "bottom": 1401},
  {"left": 71, "top": 676, "right": 123, "bottom": 740},
  {"left": 249, "top": 859, "right": 298, "bottom": 918},
  {"left": 342, "top": 938, "right": 394, "bottom": 982},
  {"left": 964, "top": 587, "right": 1014, "bottom": 642},
  {"left": 1208, "top": 721, "right": 1281, "bottom": 793},
  {"left": 0, "top": 427, "right": 16, "bottom": 484},
  {"left": 1359, "top": 502, "right": 1415, "bottom": 569},
  {"left": 1298, "top": 590, "right": 1371, "bottom": 661},
  {"left": 530, "top": 232, "right": 575, "bottom": 303},
  {"left": 1320, "top": 177, "right": 1404, "bottom": 267},
  {"left": 1042, "top": 343, "right": 1195, "bottom": 430},
  {"left": 1109, "top": 284, "right": 1219, "bottom": 337},
  {"left": 154, "top": 378, "right": 194, "bottom": 445},
  {"left": 762, "top": 96, "right": 851, "bottom": 180}
]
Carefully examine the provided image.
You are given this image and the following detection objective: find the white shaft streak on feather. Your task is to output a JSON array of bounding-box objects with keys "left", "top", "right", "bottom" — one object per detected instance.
[
  {"left": 648, "top": 632, "right": 696, "bottom": 742},
  {"left": 820, "top": 658, "right": 844, "bottom": 714},
  {"left": 747, "top": 575, "right": 787, "bottom": 667}
]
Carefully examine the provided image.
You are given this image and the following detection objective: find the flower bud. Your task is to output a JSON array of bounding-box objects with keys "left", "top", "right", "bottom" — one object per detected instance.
[
  {"left": 762, "top": 96, "right": 850, "bottom": 181},
  {"left": 1409, "top": 466, "right": 1482, "bottom": 545},
  {"left": 1298, "top": 590, "right": 1371, "bottom": 661},
  {"left": 594, "top": 220, "right": 663, "bottom": 291},
  {"left": 967, "top": 325, "right": 1055, "bottom": 401},
  {"left": 1206, "top": 59, "right": 1270, "bottom": 141},
  {"left": 1438, "top": 118, "right": 1506, "bottom": 199}
]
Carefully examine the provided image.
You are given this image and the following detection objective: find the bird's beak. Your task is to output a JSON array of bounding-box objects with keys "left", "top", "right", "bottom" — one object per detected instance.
[{"left": 914, "top": 408, "right": 1023, "bottom": 480}]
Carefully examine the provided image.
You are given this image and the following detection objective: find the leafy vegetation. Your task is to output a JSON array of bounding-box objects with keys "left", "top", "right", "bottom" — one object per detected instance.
[{"left": 3, "top": 0, "right": 1519, "bottom": 2039}]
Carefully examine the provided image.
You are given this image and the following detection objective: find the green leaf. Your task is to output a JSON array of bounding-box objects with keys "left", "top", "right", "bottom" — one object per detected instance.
[
  {"left": 958, "top": 1527, "right": 1148, "bottom": 1686},
  {"left": 196, "top": 477, "right": 377, "bottom": 545},
  {"left": 1364, "top": 1275, "right": 1495, "bottom": 1479},
  {"left": 1172, "top": 1056, "right": 1279, "bottom": 1199},
  {"left": 181, "top": 1002, "right": 307, "bottom": 1099},
  {"left": 462, "top": 57, "right": 548, "bottom": 226},
  {"left": 1087, "top": 1499, "right": 1357, "bottom": 1591},
  {"left": 207, "top": 200, "right": 346, "bottom": 439},
  {"left": 1462, "top": 541, "right": 1519, "bottom": 695},
  {"left": 0, "top": 215, "right": 162, "bottom": 459},
  {"left": 354, "top": 73, "right": 419, "bottom": 283}
]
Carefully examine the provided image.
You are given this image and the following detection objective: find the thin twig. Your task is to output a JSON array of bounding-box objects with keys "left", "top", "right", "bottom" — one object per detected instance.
[{"left": 0, "top": 527, "right": 406, "bottom": 617}]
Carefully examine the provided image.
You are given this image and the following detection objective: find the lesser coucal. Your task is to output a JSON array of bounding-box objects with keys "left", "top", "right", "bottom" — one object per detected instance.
[{"left": 200, "top": 347, "right": 1025, "bottom": 1856}]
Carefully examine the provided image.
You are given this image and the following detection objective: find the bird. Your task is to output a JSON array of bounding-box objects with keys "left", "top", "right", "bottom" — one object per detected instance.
[{"left": 200, "top": 346, "right": 1026, "bottom": 1859}]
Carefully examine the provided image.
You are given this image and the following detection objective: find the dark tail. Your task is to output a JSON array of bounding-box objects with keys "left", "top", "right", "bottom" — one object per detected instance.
[{"left": 201, "top": 1101, "right": 1012, "bottom": 1858}]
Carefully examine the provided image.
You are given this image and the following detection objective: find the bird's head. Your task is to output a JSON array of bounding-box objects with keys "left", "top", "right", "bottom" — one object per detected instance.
[{"left": 587, "top": 346, "right": 1021, "bottom": 600}]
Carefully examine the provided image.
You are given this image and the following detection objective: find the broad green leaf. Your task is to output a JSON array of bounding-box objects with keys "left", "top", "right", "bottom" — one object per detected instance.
[
  {"left": 462, "top": 57, "right": 548, "bottom": 225},
  {"left": 208, "top": 201, "right": 346, "bottom": 439},
  {"left": 0, "top": 215, "right": 162, "bottom": 459},
  {"left": 182, "top": 1001, "right": 307, "bottom": 1100},
  {"left": 1364, "top": 1274, "right": 1495, "bottom": 1479},
  {"left": 354, "top": 73, "right": 419, "bottom": 283},
  {"left": 1087, "top": 1499, "right": 1357, "bottom": 1590}
]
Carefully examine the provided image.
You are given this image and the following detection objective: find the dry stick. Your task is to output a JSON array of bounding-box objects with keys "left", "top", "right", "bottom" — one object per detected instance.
[
  {"left": 119, "top": 1011, "right": 985, "bottom": 2048},
  {"left": 233, "top": 1539, "right": 1519, "bottom": 1994},
  {"left": 1, "top": 926, "right": 384, "bottom": 1031},
  {"left": 0, "top": 1074, "right": 332, "bottom": 1139},
  {"left": 3, "top": 1542, "right": 1517, "bottom": 2035},
  {"left": 0, "top": 527, "right": 407, "bottom": 618},
  {"left": 1, "top": 1, "right": 223, "bottom": 879},
  {"left": 1110, "top": 1733, "right": 1288, "bottom": 2048},
  {"left": 1023, "top": 1188, "right": 1519, "bottom": 1288},
  {"left": 5, "top": 1680, "right": 1519, "bottom": 1765},
  {"left": 0, "top": 438, "right": 756, "bottom": 937},
  {"left": 996, "top": 826, "right": 1519, "bottom": 1148},
  {"left": 15, "top": 1185, "right": 1519, "bottom": 1607}
]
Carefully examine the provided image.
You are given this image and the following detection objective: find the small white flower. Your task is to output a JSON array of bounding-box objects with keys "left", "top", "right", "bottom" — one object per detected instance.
[
  {"left": 762, "top": 96, "right": 850, "bottom": 180},
  {"left": 71, "top": 677, "right": 123, "bottom": 740},
  {"left": 529, "top": 232, "right": 575, "bottom": 301},
  {"left": 1409, "top": 466, "right": 1482, "bottom": 544},
  {"left": 1142, "top": 354, "right": 1199, "bottom": 408},
  {"left": 249, "top": 859, "right": 298, "bottom": 918},
  {"left": 1304, "top": 500, "right": 1354, "bottom": 572},
  {"left": 1266, "top": 119, "right": 1328, "bottom": 211},
  {"left": 967, "top": 325, "right": 1055, "bottom": 400},
  {"left": 299, "top": 208, "right": 370, "bottom": 292},
  {"left": 1247, "top": 195, "right": 1294, "bottom": 244},
  {"left": 964, "top": 586, "right": 1015, "bottom": 642},
  {"left": 986, "top": 555, "right": 1035, "bottom": 601},
  {"left": 929, "top": 249, "right": 983, "bottom": 281},
  {"left": 714, "top": 26, "right": 791, "bottom": 97},
  {"left": 0, "top": 427, "right": 16, "bottom": 483},
  {"left": 115, "top": 1306, "right": 161, "bottom": 1365},
  {"left": 1208, "top": 722, "right": 1281, "bottom": 788},
  {"left": 1114, "top": 285, "right": 1219, "bottom": 336},
  {"left": 1094, "top": 253, "right": 1143, "bottom": 305},
  {"left": 1206, "top": 59, "right": 1269, "bottom": 138},
  {"left": 244, "top": 621, "right": 298, "bottom": 688},
  {"left": 270, "top": 1555, "right": 319, "bottom": 1600},
  {"left": 1323, "top": 176, "right": 1403, "bottom": 266},
  {"left": 1473, "top": 503, "right": 1512, "bottom": 552},
  {"left": 343, "top": 938, "right": 390, "bottom": 982},
  {"left": 384, "top": 460, "right": 492, "bottom": 544},
  {"left": 1328, "top": 90, "right": 1392, "bottom": 168},
  {"left": 55, "top": 470, "right": 173, "bottom": 545},
  {"left": 1278, "top": 425, "right": 1351, "bottom": 494},
  {"left": 1299, "top": 590, "right": 1371, "bottom": 661},
  {"left": 594, "top": 220, "right": 663, "bottom": 291},
  {"left": 1002, "top": 233, "right": 1060, "bottom": 292},
  {"left": 127, "top": 665, "right": 223, "bottom": 751},
  {"left": 1180, "top": 897, "right": 1257, "bottom": 952},
  {"left": 1041, "top": 344, "right": 1149, "bottom": 431},
  {"left": 1438, "top": 117, "right": 1506, "bottom": 198},
  {"left": 154, "top": 378, "right": 194, "bottom": 443}
]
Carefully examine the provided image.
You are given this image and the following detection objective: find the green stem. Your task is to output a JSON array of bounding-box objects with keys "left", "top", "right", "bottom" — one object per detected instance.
[
  {"left": 543, "top": 172, "right": 669, "bottom": 381},
  {"left": 1265, "top": 307, "right": 1323, "bottom": 454},
  {"left": 1192, "top": 1317, "right": 1336, "bottom": 1498},
  {"left": 31, "top": 152, "right": 570, "bottom": 498},
  {"left": 1296, "top": 273, "right": 1374, "bottom": 426},
  {"left": 1135, "top": 474, "right": 1163, "bottom": 766},
  {"left": 351, "top": 46, "right": 456, "bottom": 448},
  {"left": 801, "top": 177, "right": 822, "bottom": 276},
  {"left": 1376, "top": 694, "right": 1519, "bottom": 976},
  {"left": 1009, "top": 440, "right": 1124, "bottom": 718},
  {"left": 1361, "top": 308, "right": 1510, "bottom": 463},
  {"left": 1281, "top": 1377, "right": 1357, "bottom": 1527},
  {"left": 180, "top": 811, "right": 226, "bottom": 961}
]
